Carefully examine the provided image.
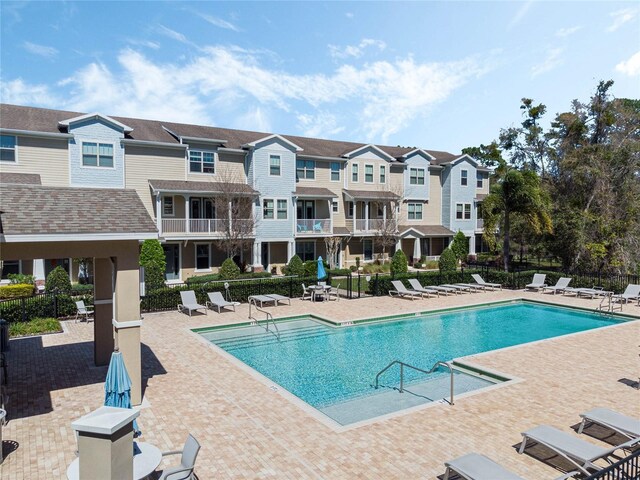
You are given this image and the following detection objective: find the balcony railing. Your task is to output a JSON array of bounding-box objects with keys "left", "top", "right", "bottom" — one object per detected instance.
[
  {"left": 353, "top": 218, "right": 393, "bottom": 232},
  {"left": 476, "top": 218, "right": 484, "bottom": 229},
  {"left": 161, "top": 218, "right": 253, "bottom": 236},
  {"left": 295, "top": 218, "right": 331, "bottom": 235}
]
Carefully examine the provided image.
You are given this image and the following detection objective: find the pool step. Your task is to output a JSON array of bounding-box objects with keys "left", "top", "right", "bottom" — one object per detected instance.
[{"left": 211, "top": 324, "right": 335, "bottom": 350}]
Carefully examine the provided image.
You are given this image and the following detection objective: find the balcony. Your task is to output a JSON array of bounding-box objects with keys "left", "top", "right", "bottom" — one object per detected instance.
[
  {"left": 476, "top": 218, "right": 484, "bottom": 230},
  {"left": 295, "top": 218, "right": 331, "bottom": 235},
  {"left": 160, "top": 218, "right": 253, "bottom": 237},
  {"left": 349, "top": 218, "right": 394, "bottom": 233}
]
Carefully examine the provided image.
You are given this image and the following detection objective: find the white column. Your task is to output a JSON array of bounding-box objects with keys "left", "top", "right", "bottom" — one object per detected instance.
[
  {"left": 383, "top": 204, "right": 387, "bottom": 222},
  {"left": 395, "top": 238, "right": 402, "bottom": 251},
  {"left": 287, "top": 241, "right": 295, "bottom": 261},
  {"left": 184, "top": 195, "right": 190, "bottom": 233},
  {"left": 468, "top": 235, "right": 476, "bottom": 255},
  {"left": 155, "top": 194, "right": 162, "bottom": 234},
  {"left": 228, "top": 200, "right": 233, "bottom": 233},
  {"left": 253, "top": 240, "right": 261, "bottom": 266},
  {"left": 328, "top": 199, "right": 333, "bottom": 234},
  {"left": 364, "top": 201, "right": 369, "bottom": 231},
  {"left": 33, "top": 259, "right": 45, "bottom": 282},
  {"left": 413, "top": 237, "right": 422, "bottom": 262}
]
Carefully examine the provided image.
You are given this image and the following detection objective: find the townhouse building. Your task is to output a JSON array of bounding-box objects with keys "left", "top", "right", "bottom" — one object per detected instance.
[{"left": 0, "top": 104, "right": 490, "bottom": 283}]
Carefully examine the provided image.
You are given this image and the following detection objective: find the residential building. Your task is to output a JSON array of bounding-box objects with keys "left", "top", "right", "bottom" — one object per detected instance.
[{"left": 0, "top": 104, "right": 490, "bottom": 282}]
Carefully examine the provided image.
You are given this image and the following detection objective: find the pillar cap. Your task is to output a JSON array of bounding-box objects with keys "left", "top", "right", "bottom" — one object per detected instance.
[
  {"left": 112, "top": 319, "right": 143, "bottom": 328},
  {"left": 72, "top": 406, "right": 139, "bottom": 435}
]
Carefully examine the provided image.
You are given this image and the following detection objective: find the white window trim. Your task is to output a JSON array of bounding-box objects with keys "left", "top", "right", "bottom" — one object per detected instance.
[
  {"left": 330, "top": 162, "right": 341, "bottom": 182},
  {"left": 407, "top": 202, "right": 423, "bottom": 221},
  {"left": 81, "top": 141, "right": 116, "bottom": 170},
  {"left": 194, "top": 242, "right": 212, "bottom": 272},
  {"left": 188, "top": 149, "right": 217, "bottom": 176},
  {"left": 347, "top": 201, "right": 354, "bottom": 218},
  {"left": 364, "top": 163, "right": 374, "bottom": 184},
  {"left": 263, "top": 197, "right": 289, "bottom": 221},
  {"left": 0, "top": 134, "right": 18, "bottom": 163},
  {"left": 163, "top": 196, "right": 175, "bottom": 217},
  {"left": 351, "top": 163, "right": 359, "bottom": 183},
  {"left": 476, "top": 172, "right": 483, "bottom": 189},
  {"left": 296, "top": 159, "right": 316, "bottom": 181},
  {"left": 276, "top": 198, "right": 288, "bottom": 220},
  {"left": 409, "top": 167, "right": 425, "bottom": 185},
  {"left": 461, "top": 169, "right": 468, "bottom": 187},
  {"left": 379, "top": 165, "right": 386, "bottom": 184},
  {"left": 332, "top": 200, "right": 339, "bottom": 213},
  {"left": 269, "top": 154, "right": 281, "bottom": 176},
  {"left": 455, "top": 202, "right": 472, "bottom": 220}
]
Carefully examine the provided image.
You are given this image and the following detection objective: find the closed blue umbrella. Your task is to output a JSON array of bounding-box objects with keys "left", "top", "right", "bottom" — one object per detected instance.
[
  {"left": 317, "top": 256, "right": 327, "bottom": 281},
  {"left": 104, "top": 349, "right": 141, "bottom": 437}
]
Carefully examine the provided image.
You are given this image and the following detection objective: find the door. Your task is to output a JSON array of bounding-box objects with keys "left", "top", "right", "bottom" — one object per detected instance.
[
  {"left": 163, "top": 244, "right": 180, "bottom": 280},
  {"left": 296, "top": 200, "right": 315, "bottom": 219},
  {"left": 363, "top": 239, "right": 373, "bottom": 261},
  {"left": 190, "top": 198, "right": 201, "bottom": 219},
  {"left": 261, "top": 243, "right": 269, "bottom": 270}
]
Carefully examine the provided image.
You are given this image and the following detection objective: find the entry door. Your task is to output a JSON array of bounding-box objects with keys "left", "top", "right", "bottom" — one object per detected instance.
[
  {"left": 163, "top": 244, "right": 180, "bottom": 280},
  {"left": 363, "top": 239, "right": 373, "bottom": 261},
  {"left": 190, "top": 198, "right": 201, "bottom": 219},
  {"left": 296, "top": 200, "right": 315, "bottom": 219}
]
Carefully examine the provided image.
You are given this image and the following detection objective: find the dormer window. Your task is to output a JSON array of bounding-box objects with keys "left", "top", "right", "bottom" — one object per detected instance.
[
  {"left": 189, "top": 150, "right": 215, "bottom": 174},
  {"left": 409, "top": 168, "right": 425, "bottom": 185},
  {"left": 0, "top": 135, "right": 16, "bottom": 162},
  {"left": 82, "top": 142, "right": 113, "bottom": 167}
]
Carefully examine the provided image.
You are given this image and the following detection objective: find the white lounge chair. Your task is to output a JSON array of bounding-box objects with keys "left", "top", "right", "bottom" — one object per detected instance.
[
  {"left": 444, "top": 452, "right": 578, "bottom": 480},
  {"left": 178, "top": 290, "right": 207, "bottom": 317},
  {"left": 453, "top": 283, "right": 485, "bottom": 292},
  {"left": 205, "top": 291, "right": 236, "bottom": 313},
  {"left": 75, "top": 300, "right": 94, "bottom": 323},
  {"left": 429, "top": 285, "right": 459, "bottom": 295},
  {"left": 518, "top": 425, "right": 640, "bottom": 475},
  {"left": 407, "top": 279, "right": 439, "bottom": 297},
  {"left": 267, "top": 294, "right": 291, "bottom": 306},
  {"left": 389, "top": 280, "right": 423, "bottom": 300},
  {"left": 441, "top": 284, "right": 472, "bottom": 293},
  {"left": 471, "top": 274, "right": 502, "bottom": 290},
  {"left": 578, "top": 407, "right": 640, "bottom": 440},
  {"left": 612, "top": 284, "right": 640, "bottom": 304},
  {"left": 542, "top": 277, "right": 572, "bottom": 295},
  {"left": 158, "top": 433, "right": 201, "bottom": 480},
  {"left": 525, "top": 273, "right": 547, "bottom": 291},
  {"left": 563, "top": 286, "right": 607, "bottom": 298}
]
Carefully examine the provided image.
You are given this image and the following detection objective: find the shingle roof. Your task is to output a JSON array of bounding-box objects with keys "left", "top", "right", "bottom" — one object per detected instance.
[
  {"left": 333, "top": 226, "right": 351, "bottom": 236},
  {"left": 398, "top": 225, "right": 455, "bottom": 237},
  {"left": 294, "top": 186, "right": 337, "bottom": 198},
  {"left": 0, "top": 172, "right": 42, "bottom": 185},
  {"left": 343, "top": 189, "right": 400, "bottom": 201},
  {"left": 0, "top": 104, "right": 461, "bottom": 163},
  {"left": 148, "top": 179, "right": 257, "bottom": 195},
  {"left": 0, "top": 184, "right": 157, "bottom": 236}
]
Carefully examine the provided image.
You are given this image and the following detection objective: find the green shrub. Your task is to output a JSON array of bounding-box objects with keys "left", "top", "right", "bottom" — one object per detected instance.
[
  {"left": 8, "top": 273, "right": 36, "bottom": 285},
  {"left": 219, "top": 258, "right": 241, "bottom": 280},
  {"left": 9, "top": 317, "right": 61, "bottom": 337},
  {"left": 390, "top": 250, "right": 408, "bottom": 275},
  {"left": 438, "top": 248, "right": 457, "bottom": 272},
  {"left": 0, "top": 293, "right": 92, "bottom": 322},
  {"left": 282, "top": 255, "right": 305, "bottom": 276},
  {"left": 140, "top": 239, "right": 166, "bottom": 290},
  {"left": 363, "top": 263, "right": 390, "bottom": 274},
  {"left": 186, "top": 271, "right": 272, "bottom": 284},
  {"left": 302, "top": 259, "right": 328, "bottom": 277},
  {"left": 71, "top": 283, "right": 94, "bottom": 295},
  {"left": 0, "top": 283, "right": 35, "bottom": 299},
  {"left": 419, "top": 255, "right": 427, "bottom": 266},
  {"left": 327, "top": 268, "right": 351, "bottom": 276},
  {"left": 45, "top": 266, "right": 72, "bottom": 294},
  {"left": 424, "top": 260, "right": 439, "bottom": 269}
]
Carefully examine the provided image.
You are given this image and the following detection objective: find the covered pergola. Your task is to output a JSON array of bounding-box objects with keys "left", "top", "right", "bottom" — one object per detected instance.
[{"left": 0, "top": 182, "right": 157, "bottom": 405}]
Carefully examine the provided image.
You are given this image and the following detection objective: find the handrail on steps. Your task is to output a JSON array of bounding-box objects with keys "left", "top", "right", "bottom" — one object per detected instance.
[
  {"left": 248, "top": 297, "right": 280, "bottom": 340},
  {"left": 374, "top": 360, "right": 455, "bottom": 405}
]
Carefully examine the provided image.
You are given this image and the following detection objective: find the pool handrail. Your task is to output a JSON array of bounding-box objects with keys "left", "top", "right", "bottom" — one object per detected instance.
[{"left": 248, "top": 297, "right": 280, "bottom": 340}]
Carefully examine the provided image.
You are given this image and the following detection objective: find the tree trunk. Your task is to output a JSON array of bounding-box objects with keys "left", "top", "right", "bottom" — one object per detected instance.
[{"left": 503, "top": 210, "right": 510, "bottom": 272}]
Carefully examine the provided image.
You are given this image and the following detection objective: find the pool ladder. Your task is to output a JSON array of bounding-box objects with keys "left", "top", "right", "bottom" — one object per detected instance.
[
  {"left": 248, "top": 297, "right": 280, "bottom": 340},
  {"left": 596, "top": 292, "right": 621, "bottom": 314},
  {"left": 373, "top": 360, "right": 455, "bottom": 406}
]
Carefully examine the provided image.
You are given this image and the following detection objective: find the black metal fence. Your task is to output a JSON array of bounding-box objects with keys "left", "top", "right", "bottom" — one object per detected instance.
[
  {"left": 0, "top": 292, "right": 92, "bottom": 323},
  {"left": 585, "top": 449, "right": 640, "bottom": 480}
]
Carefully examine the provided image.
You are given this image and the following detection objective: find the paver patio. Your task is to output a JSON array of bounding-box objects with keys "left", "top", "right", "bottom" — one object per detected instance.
[{"left": 1, "top": 290, "right": 639, "bottom": 479}]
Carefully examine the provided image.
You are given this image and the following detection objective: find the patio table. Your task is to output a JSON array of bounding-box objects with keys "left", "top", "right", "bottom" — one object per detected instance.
[{"left": 309, "top": 285, "right": 331, "bottom": 302}]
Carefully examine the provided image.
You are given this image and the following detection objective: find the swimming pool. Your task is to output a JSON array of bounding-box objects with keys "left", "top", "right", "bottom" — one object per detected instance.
[{"left": 198, "top": 301, "right": 625, "bottom": 426}]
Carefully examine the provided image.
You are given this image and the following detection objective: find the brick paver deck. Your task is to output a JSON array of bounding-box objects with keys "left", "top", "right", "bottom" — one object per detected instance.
[{"left": 1, "top": 290, "right": 639, "bottom": 479}]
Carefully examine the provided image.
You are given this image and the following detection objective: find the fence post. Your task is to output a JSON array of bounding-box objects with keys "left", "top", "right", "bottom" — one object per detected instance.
[
  {"left": 460, "top": 265, "right": 464, "bottom": 283},
  {"left": 375, "top": 273, "right": 379, "bottom": 296},
  {"left": 21, "top": 297, "right": 26, "bottom": 323},
  {"left": 357, "top": 273, "right": 361, "bottom": 298},
  {"left": 54, "top": 294, "right": 58, "bottom": 318}
]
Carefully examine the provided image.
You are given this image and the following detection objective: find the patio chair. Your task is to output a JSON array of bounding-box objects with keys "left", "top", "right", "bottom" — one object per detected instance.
[
  {"left": 327, "top": 282, "right": 340, "bottom": 301},
  {"left": 611, "top": 284, "right": 640, "bottom": 304},
  {"left": 542, "top": 277, "right": 572, "bottom": 295},
  {"left": 408, "top": 279, "right": 440, "bottom": 297},
  {"left": 578, "top": 407, "right": 640, "bottom": 440},
  {"left": 75, "top": 300, "right": 94, "bottom": 323},
  {"left": 525, "top": 273, "right": 547, "bottom": 291},
  {"left": 178, "top": 290, "right": 207, "bottom": 317},
  {"left": 205, "top": 291, "right": 236, "bottom": 313},
  {"left": 301, "top": 284, "right": 312, "bottom": 301},
  {"left": 389, "top": 280, "right": 423, "bottom": 300},
  {"left": 471, "top": 274, "right": 502, "bottom": 290},
  {"left": 444, "top": 452, "right": 579, "bottom": 480},
  {"left": 158, "top": 433, "right": 201, "bottom": 480},
  {"left": 518, "top": 425, "right": 640, "bottom": 476}
]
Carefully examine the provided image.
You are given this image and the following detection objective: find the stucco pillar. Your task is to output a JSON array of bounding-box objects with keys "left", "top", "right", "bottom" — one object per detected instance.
[
  {"left": 252, "top": 241, "right": 263, "bottom": 272},
  {"left": 93, "top": 258, "right": 115, "bottom": 366},
  {"left": 155, "top": 194, "right": 162, "bottom": 235},
  {"left": 112, "top": 249, "right": 142, "bottom": 406}
]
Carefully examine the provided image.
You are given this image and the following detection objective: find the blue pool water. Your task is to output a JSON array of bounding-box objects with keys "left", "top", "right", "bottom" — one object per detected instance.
[{"left": 200, "top": 302, "right": 622, "bottom": 414}]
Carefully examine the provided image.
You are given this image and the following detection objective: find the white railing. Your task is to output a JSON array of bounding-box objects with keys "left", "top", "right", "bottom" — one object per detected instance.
[
  {"left": 296, "top": 218, "right": 331, "bottom": 234},
  {"left": 353, "top": 218, "right": 390, "bottom": 232}
]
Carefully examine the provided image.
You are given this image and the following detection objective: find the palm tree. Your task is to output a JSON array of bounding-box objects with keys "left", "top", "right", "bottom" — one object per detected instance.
[{"left": 482, "top": 162, "right": 552, "bottom": 271}]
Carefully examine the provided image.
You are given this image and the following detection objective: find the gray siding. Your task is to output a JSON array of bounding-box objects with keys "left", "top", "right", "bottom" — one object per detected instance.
[
  {"left": 403, "top": 152, "right": 430, "bottom": 200},
  {"left": 446, "top": 158, "right": 478, "bottom": 235}
]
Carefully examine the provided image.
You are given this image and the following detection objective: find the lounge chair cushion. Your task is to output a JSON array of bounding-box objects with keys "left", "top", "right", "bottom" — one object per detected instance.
[
  {"left": 445, "top": 453, "right": 524, "bottom": 480},
  {"left": 580, "top": 407, "right": 640, "bottom": 438}
]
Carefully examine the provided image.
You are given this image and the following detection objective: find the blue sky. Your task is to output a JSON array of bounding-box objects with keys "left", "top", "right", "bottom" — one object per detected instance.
[{"left": 1, "top": 1, "right": 638, "bottom": 153}]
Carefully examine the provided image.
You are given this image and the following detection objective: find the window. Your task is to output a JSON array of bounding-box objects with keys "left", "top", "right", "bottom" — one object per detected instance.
[
  {"left": 477, "top": 202, "right": 483, "bottom": 219},
  {"left": 348, "top": 201, "right": 354, "bottom": 218},
  {"left": 409, "top": 168, "right": 425, "bottom": 185},
  {"left": 456, "top": 203, "right": 472, "bottom": 220},
  {"left": 296, "top": 159, "right": 315, "bottom": 179},
  {"left": 162, "top": 196, "right": 174, "bottom": 216},
  {"left": 82, "top": 142, "right": 113, "bottom": 167},
  {"left": 189, "top": 150, "right": 215, "bottom": 174},
  {"left": 408, "top": 203, "right": 423, "bottom": 220},
  {"left": 379, "top": 165, "right": 386, "bottom": 184},
  {"left": 296, "top": 242, "right": 315, "bottom": 262},
  {"left": 263, "top": 199, "right": 274, "bottom": 219},
  {"left": 269, "top": 155, "right": 281, "bottom": 176},
  {"left": 476, "top": 172, "right": 483, "bottom": 188},
  {"left": 277, "top": 199, "right": 288, "bottom": 219},
  {"left": 330, "top": 162, "right": 340, "bottom": 181},
  {"left": 195, "top": 244, "right": 211, "bottom": 271},
  {"left": 332, "top": 200, "right": 339, "bottom": 213},
  {"left": 461, "top": 169, "right": 468, "bottom": 186},
  {"left": 364, "top": 164, "right": 374, "bottom": 183},
  {"left": 352, "top": 163, "right": 359, "bottom": 182},
  {"left": 0, "top": 135, "right": 16, "bottom": 162},
  {"left": 1, "top": 260, "right": 20, "bottom": 278}
]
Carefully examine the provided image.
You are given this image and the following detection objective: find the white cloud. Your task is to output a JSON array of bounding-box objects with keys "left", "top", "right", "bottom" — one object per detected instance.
[
  {"left": 3, "top": 45, "right": 494, "bottom": 143},
  {"left": 508, "top": 1, "right": 533, "bottom": 30},
  {"left": 615, "top": 50, "right": 640, "bottom": 77},
  {"left": 345, "top": 12, "right": 354, "bottom": 19},
  {"left": 531, "top": 47, "right": 564, "bottom": 77},
  {"left": 197, "top": 13, "right": 240, "bottom": 32},
  {"left": 23, "top": 41, "right": 59, "bottom": 58},
  {"left": 126, "top": 38, "right": 160, "bottom": 50},
  {"left": 555, "top": 26, "right": 582, "bottom": 37},
  {"left": 607, "top": 8, "right": 638, "bottom": 32},
  {"left": 0, "top": 78, "right": 60, "bottom": 106},
  {"left": 156, "top": 25, "right": 190, "bottom": 45},
  {"left": 328, "top": 38, "right": 387, "bottom": 59}
]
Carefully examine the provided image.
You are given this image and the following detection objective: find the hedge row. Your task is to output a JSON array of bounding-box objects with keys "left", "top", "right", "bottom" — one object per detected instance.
[
  {"left": 185, "top": 271, "right": 272, "bottom": 284},
  {"left": 0, "top": 293, "right": 93, "bottom": 323},
  {"left": 0, "top": 283, "right": 35, "bottom": 300}
]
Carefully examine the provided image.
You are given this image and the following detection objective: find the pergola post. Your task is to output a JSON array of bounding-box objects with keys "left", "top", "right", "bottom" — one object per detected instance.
[{"left": 93, "top": 258, "right": 115, "bottom": 366}]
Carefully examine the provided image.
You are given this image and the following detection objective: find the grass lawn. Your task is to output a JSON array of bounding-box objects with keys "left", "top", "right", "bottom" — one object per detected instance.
[{"left": 9, "top": 317, "right": 62, "bottom": 337}]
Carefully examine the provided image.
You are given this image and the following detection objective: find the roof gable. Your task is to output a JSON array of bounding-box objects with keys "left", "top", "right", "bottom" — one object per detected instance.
[
  {"left": 241, "top": 134, "right": 303, "bottom": 152},
  {"left": 343, "top": 144, "right": 395, "bottom": 162},
  {"left": 402, "top": 148, "right": 435, "bottom": 161},
  {"left": 58, "top": 113, "right": 133, "bottom": 133}
]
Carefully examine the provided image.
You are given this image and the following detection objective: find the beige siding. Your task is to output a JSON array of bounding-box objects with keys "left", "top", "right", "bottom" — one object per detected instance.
[
  {"left": 424, "top": 170, "right": 442, "bottom": 224},
  {"left": 186, "top": 145, "right": 246, "bottom": 183},
  {"left": 388, "top": 164, "right": 404, "bottom": 195},
  {"left": 347, "top": 158, "right": 392, "bottom": 192},
  {"left": 125, "top": 146, "right": 185, "bottom": 216},
  {"left": 2, "top": 136, "right": 69, "bottom": 186},
  {"left": 477, "top": 171, "right": 491, "bottom": 195}
]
